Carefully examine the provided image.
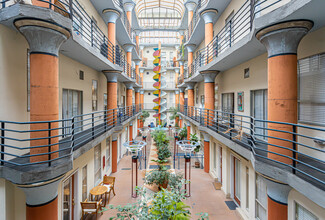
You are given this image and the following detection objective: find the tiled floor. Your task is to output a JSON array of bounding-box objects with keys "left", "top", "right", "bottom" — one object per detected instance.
[{"left": 85, "top": 135, "right": 242, "bottom": 220}]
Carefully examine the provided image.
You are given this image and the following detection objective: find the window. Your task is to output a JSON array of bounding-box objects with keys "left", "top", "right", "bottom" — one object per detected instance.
[
  {"left": 246, "top": 167, "right": 249, "bottom": 210},
  {"left": 92, "top": 80, "right": 98, "bottom": 111},
  {"left": 256, "top": 174, "right": 267, "bottom": 220},
  {"left": 94, "top": 144, "right": 101, "bottom": 185},
  {"left": 295, "top": 202, "right": 318, "bottom": 220},
  {"left": 104, "top": 93, "right": 107, "bottom": 110},
  {"left": 251, "top": 89, "right": 268, "bottom": 139},
  {"left": 79, "top": 70, "right": 84, "bottom": 80},
  {"left": 82, "top": 165, "right": 87, "bottom": 201},
  {"left": 222, "top": 93, "right": 234, "bottom": 113},
  {"left": 200, "top": 95, "right": 205, "bottom": 108},
  {"left": 213, "top": 143, "right": 217, "bottom": 172},
  {"left": 106, "top": 138, "right": 111, "bottom": 171},
  {"left": 62, "top": 89, "right": 83, "bottom": 135},
  {"left": 148, "top": 93, "right": 151, "bottom": 95},
  {"left": 298, "top": 53, "right": 325, "bottom": 125}
]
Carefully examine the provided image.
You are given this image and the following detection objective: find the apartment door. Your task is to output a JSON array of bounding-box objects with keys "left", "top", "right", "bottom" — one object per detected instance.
[
  {"left": 63, "top": 173, "right": 78, "bottom": 220},
  {"left": 222, "top": 93, "right": 234, "bottom": 125},
  {"left": 62, "top": 89, "right": 83, "bottom": 135},
  {"left": 233, "top": 156, "right": 241, "bottom": 206},
  {"left": 213, "top": 143, "right": 217, "bottom": 175},
  {"left": 218, "top": 146, "right": 222, "bottom": 183},
  {"left": 251, "top": 89, "right": 267, "bottom": 139}
]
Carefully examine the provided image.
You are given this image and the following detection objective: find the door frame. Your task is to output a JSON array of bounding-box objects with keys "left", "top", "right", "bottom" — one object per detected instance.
[
  {"left": 232, "top": 155, "right": 241, "bottom": 206},
  {"left": 61, "top": 169, "right": 79, "bottom": 220}
]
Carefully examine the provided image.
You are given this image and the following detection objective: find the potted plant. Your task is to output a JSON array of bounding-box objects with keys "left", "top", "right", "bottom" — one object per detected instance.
[
  {"left": 146, "top": 166, "right": 170, "bottom": 190},
  {"left": 178, "top": 126, "right": 187, "bottom": 140},
  {"left": 169, "top": 107, "right": 180, "bottom": 127}
]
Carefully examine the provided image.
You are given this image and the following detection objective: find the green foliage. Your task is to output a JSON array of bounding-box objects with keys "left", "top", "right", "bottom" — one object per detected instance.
[
  {"left": 190, "top": 133, "right": 201, "bottom": 152},
  {"left": 168, "top": 172, "right": 184, "bottom": 189},
  {"left": 145, "top": 168, "right": 170, "bottom": 188},
  {"left": 140, "top": 110, "right": 150, "bottom": 122},
  {"left": 169, "top": 107, "right": 180, "bottom": 127},
  {"left": 109, "top": 181, "right": 209, "bottom": 220},
  {"left": 157, "top": 145, "right": 171, "bottom": 161},
  {"left": 178, "top": 126, "right": 188, "bottom": 140}
]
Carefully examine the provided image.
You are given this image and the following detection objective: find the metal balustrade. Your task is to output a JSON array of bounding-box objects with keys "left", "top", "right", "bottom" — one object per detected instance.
[
  {"left": 179, "top": 105, "right": 325, "bottom": 189},
  {"left": 0, "top": 105, "right": 141, "bottom": 167},
  {"left": 186, "top": 48, "right": 206, "bottom": 79}
]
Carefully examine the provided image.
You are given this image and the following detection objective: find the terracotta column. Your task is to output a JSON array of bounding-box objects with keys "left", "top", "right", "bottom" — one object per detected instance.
[
  {"left": 134, "top": 30, "right": 140, "bottom": 55},
  {"left": 187, "top": 83, "right": 195, "bottom": 117},
  {"left": 185, "top": 2, "right": 196, "bottom": 25},
  {"left": 111, "top": 133, "right": 118, "bottom": 173},
  {"left": 180, "top": 87, "right": 185, "bottom": 117},
  {"left": 186, "top": 44, "right": 196, "bottom": 76},
  {"left": 187, "top": 122, "right": 191, "bottom": 140},
  {"left": 124, "top": 2, "right": 135, "bottom": 35},
  {"left": 201, "top": 9, "right": 218, "bottom": 63},
  {"left": 135, "top": 88, "right": 140, "bottom": 116},
  {"left": 140, "top": 45, "right": 144, "bottom": 66},
  {"left": 124, "top": 44, "right": 134, "bottom": 77},
  {"left": 202, "top": 133, "right": 210, "bottom": 173},
  {"left": 14, "top": 18, "right": 70, "bottom": 220},
  {"left": 179, "top": 30, "right": 184, "bottom": 44},
  {"left": 135, "top": 60, "right": 141, "bottom": 84},
  {"left": 140, "top": 90, "right": 144, "bottom": 114},
  {"left": 139, "top": 67, "right": 144, "bottom": 87},
  {"left": 125, "top": 82, "right": 134, "bottom": 116},
  {"left": 103, "top": 71, "right": 121, "bottom": 126},
  {"left": 129, "top": 121, "right": 133, "bottom": 142},
  {"left": 256, "top": 20, "right": 313, "bottom": 220},
  {"left": 201, "top": 71, "right": 218, "bottom": 125},
  {"left": 103, "top": 9, "right": 120, "bottom": 63}
]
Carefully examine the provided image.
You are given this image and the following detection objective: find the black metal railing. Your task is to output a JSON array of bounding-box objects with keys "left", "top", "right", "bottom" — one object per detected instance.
[
  {"left": 0, "top": 105, "right": 141, "bottom": 167},
  {"left": 186, "top": 48, "right": 206, "bottom": 79},
  {"left": 122, "top": 10, "right": 132, "bottom": 38},
  {"left": 179, "top": 105, "right": 325, "bottom": 189}
]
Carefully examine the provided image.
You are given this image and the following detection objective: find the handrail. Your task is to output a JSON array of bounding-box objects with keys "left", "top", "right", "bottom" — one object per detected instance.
[
  {"left": 178, "top": 104, "right": 325, "bottom": 188},
  {"left": 0, "top": 105, "right": 142, "bottom": 167}
]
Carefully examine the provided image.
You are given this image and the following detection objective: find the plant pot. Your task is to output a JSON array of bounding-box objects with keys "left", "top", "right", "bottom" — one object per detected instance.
[
  {"left": 159, "top": 181, "right": 168, "bottom": 190},
  {"left": 195, "top": 162, "right": 200, "bottom": 168}
]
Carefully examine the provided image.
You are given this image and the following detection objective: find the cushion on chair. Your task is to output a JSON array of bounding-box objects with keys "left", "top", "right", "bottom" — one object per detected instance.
[
  {"left": 83, "top": 209, "right": 97, "bottom": 213},
  {"left": 103, "top": 184, "right": 111, "bottom": 192}
]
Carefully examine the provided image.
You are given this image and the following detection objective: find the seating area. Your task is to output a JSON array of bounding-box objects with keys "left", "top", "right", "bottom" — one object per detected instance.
[{"left": 81, "top": 176, "right": 116, "bottom": 219}]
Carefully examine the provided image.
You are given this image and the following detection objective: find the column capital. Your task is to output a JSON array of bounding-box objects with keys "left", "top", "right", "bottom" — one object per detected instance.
[
  {"left": 175, "top": 90, "right": 180, "bottom": 94},
  {"left": 103, "top": 70, "right": 122, "bottom": 82},
  {"left": 175, "top": 68, "right": 180, "bottom": 74},
  {"left": 140, "top": 90, "right": 144, "bottom": 95},
  {"left": 186, "top": 82, "right": 195, "bottom": 90},
  {"left": 102, "top": 9, "right": 120, "bottom": 23},
  {"left": 185, "top": 1, "right": 197, "bottom": 12},
  {"left": 125, "top": 82, "right": 134, "bottom": 90},
  {"left": 185, "top": 43, "right": 196, "bottom": 53},
  {"left": 134, "top": 88, "right": 141, "bottom": 93},
  {"left": 135, "top": 60, "right": 141, "bottom": 66},
  {"left": 201, "top": 9, "right": 218, "bottom": 24},
  {"left": 112, "top": 132, "right": 119, "bottom": 141},
  {"left": 201, "top": 132, "right": 210, "bottom": 142},
  {"left": 124, "top": 43, "right": 135, "bottom": 52},
  {"left": 261, "top": 174, "right": 292, "bottom": 205},
  {"left": 179, "top": 29, "right": 185, "bottom": 36},
  {"left": 124, "top": 2, "right": 135, "bottom": 12},
  {"left": 134, "top": 29, "right": 141, "bottom": 36},
  {"left": 200, "top": 70, "right": 219, "bottom": 83},
  {"left": 139, "top": 67, "right": 145, "bottom": 73},
  {"left": 256, "top": 20, "right": 313, "bottom": 57},
  {"left": 14, "top": 18, "right": 70, "bottom": 55},
  {"left": 179, "top": 88, "right": 185, "bottom": 93}
]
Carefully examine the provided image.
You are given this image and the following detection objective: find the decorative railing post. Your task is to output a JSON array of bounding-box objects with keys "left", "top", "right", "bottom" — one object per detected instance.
[
  {"left": 1, "top": 122, "right": 5, "bottom": 166},
  {"left": 48, "top": 122, "right": 52, "bottom": 167},
  {"left": 92, "top": 113, "right": 95, "bottom": 139},
  {"left": 292, "top": 124, "right": 297, "bottom": 174}
]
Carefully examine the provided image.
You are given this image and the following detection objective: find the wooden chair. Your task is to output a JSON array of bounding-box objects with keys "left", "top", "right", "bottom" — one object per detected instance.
[
  {"left": 224, "top": 115, "right": 245, "bottom": 140},
  {"left": 100, "top": 176, "right": 116, "bottom": 204},
  {"left": 80, "top": 199, "right": 103, "bottom": 220},
  {"left": 54, "top": 0, "right": 69, "bottom": 18}
]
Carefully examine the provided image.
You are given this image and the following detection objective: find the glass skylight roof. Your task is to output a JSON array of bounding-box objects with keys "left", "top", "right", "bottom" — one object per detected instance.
[
  {"left": 135, "top": 0, "right": 185, "bottom": 29},
  {"left": 140, "top": 31, "right": 180, "bottom": 44}
]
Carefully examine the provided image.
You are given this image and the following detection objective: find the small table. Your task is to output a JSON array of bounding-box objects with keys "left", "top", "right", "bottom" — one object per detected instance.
[{"left": 90, "top": 185, "right": 108, "bottom": 206}]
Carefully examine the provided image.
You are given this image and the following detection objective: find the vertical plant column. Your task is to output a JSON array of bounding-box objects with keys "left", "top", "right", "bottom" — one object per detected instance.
[
  {"left": 103, "top": 9, "right": 120, "bottom": 63},
  {"left": 201, "top": 9, "right": 218, "bottom": 64},
  {"left": 256, "top": 20, "right": 313, "bottom": 220},
  {"left": 103, "top": 71, "right": 121, "bottom": 126},
  {"left": 14, "top": 18, "right": 70, "bottom": 220}
]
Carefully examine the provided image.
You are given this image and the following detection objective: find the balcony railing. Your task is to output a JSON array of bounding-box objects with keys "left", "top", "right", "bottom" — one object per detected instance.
[
  {"left": 186, "top": 48, "right": 206, "bottom": 79},
  {"left": 122, "top": 10, "right": 132, "bottom": 38},
  {"left": 179, "top": 105, "right": 325, "bottom": 189},
  {"left": 0, "top": 105, "right": 141, "bottom": 167}
]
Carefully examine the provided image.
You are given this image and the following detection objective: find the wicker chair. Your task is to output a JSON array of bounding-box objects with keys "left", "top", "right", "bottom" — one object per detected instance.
[
  {"left": 80, "top": 199, "right": 103, "bottom": 220},
  {"left": 100, "top": 176, "right": 116, "bottom": 204}
]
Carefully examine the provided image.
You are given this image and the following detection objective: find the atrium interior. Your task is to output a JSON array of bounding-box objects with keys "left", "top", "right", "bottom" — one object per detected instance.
[{"left": 0, "top": 0, "right": 325, "bottom": 220}]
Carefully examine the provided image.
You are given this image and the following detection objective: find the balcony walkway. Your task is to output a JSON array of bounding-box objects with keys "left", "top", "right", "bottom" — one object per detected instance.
[{"left": 89, "top": 138, "right": 241, "bottom": 219}]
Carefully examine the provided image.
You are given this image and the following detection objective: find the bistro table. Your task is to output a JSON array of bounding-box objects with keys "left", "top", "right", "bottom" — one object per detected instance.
[{"left": 90, "top": 185, "right": 108, "bottom": 206}]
